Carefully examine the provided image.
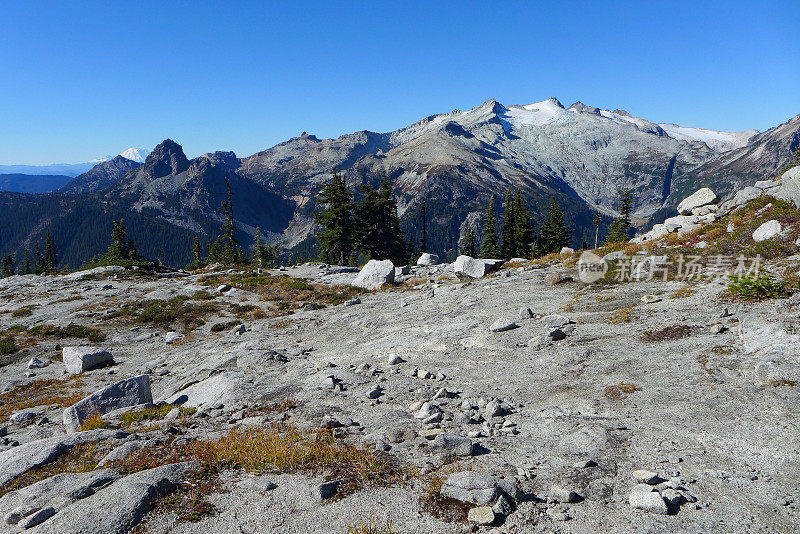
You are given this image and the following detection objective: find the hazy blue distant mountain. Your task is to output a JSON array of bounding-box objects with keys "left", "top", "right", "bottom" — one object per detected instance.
[
  {"left": 0, "top": 173, "right": 72, "bottom": 193},
  {"left": 60, "top": 156, "right": 142, "bottom": 194}
]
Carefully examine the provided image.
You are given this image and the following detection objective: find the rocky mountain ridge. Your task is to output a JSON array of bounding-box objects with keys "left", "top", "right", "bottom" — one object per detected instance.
[{"left": 0, "top": 99, "right": 797, "bottom": 268}]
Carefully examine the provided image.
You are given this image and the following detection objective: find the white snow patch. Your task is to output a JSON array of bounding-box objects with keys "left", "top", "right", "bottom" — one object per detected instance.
[
  {"left": 658, "top": 124, "right": 757, "bottom": 152},
  {"left": 502, "top": 98, "right": 570, "bottom": 129}
]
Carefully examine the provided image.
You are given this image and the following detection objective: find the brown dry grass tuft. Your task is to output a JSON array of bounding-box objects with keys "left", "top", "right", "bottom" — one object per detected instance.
[
  {"left": 346, "top": 517, "right": 395, "bottom": 534},
  {"left": 640, "top": 324, "right": 696, "bottom": 342},
  {"left": 670, "top": 286, "right": 695, "bottom": 299},
  {"left": 604, "top": 382, "right": 640, "bottom": 400},
  {"left": 199, "top": 273, "right": 364, "bottom": 315},
  {"left": 608, "top": 306, "right": 633, "bottom": 324},
  {"left": 80, "top": 413, "right": 110, "bottom": 431},
  {"left": 0, "top": 377, "right": 86, "bottom": 420},
  {"left": 190, "top": 425, "right": 401, "bottom": 495},
  {"left": 119, "top": 405, "right": 196, "bottom": 428},
  {"left": 419, "top": 466, "right": 471, "bottom": 523},
  {"left": 0, "top": 442, "right": 107, "bottom": 499},
  {"left": 113, "top": 422, "right": 402, "bottom": 499}
]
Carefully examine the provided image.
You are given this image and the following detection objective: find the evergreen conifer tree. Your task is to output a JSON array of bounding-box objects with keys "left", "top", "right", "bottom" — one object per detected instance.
[
  {"left": 354, "top": 177, "right": 406, "bottom": 263},
  {"left": 607, "top": 189, "right": 633, "bottom": 244},
  {"left": 511, "top": 191, "right": 533, "bottom": 258},
  {"left": 592, "top": 213, "right": 602, "bottom": 249},
  {"left": 462, "top": 227, "right": 477, "bottom": 257},
  {"left": 539, "top": 197, "right": 571, "bottom": 254},
  {"left": 34, "top": 244, "right": 44, "bottom": 275},
  {"left": 212, "top": 178, "right": 243, "bottom": 264},
  {"left": 480, "top": 195, "right": 501, "bottom": 258},
  {"left": 315, "top": 169, "right": 355, "bottom": 265},
  {"left": 23, "top": 248, "right": 32, "bottom": 275},
  {"left": 44, "top": 228, "right": 58, "bottom": 272},
  {"left": 501, "top": 192, "right": 515, "bottom": 259},
  {"left": 420, "top": 201, "right": 428, "bottom": 253},
  {"left": 1, "top": 255, "right": 14, "bottom": 277},
  {"left": 251, "top": 228, "right": 278, "bottom": 268},
  {"left": 189, "top": 237, "right": 204, "bottom": 269}
]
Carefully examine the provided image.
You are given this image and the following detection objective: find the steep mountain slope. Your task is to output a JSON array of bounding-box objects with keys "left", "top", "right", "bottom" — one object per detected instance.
[
  {"left": 0, "top": 141, "right": 294, "bottom": 269},
  {"left": 60, "top": 155, "right": 142, "bottom": 194},
  {"left": 0, "top": 174, "right": 72, "bottom": 193},
  {"left": 665, "top": 113, "right": 800, "bottom": 206},
  {"left": 0, "top": 98, "right": 797, "bottom": 269},
  {"left": 241, "top": 98, "right": 721, "bottom": 255}
]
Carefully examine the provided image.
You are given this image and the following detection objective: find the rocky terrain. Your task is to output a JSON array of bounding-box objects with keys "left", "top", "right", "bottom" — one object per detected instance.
[{"left": 1, "top": 170, "right": 799, "bottom": 533}]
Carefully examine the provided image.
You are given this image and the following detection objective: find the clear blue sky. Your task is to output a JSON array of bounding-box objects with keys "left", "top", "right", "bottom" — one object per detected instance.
[{"left": 1, "top": 1, "right": 798, "bottom": 164}]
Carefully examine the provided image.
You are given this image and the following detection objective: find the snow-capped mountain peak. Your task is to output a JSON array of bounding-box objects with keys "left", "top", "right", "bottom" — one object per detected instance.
[{"left": 118, "top": 148, "right": 150, "bottom": 163}]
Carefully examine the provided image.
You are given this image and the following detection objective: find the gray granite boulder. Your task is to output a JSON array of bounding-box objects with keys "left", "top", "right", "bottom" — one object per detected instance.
[
  {"left": 62, "top": 347, "right": 113, "bottom": 374},
  {"left": 63, "top": 375, "right": 152, "bottom": 433}
]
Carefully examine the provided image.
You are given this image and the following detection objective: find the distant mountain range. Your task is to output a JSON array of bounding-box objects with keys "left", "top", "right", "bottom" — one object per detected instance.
[
  {"left": 0, "top": 147, "right": 152, "bottom": 193},
  {"left": 0, "top": 99, "right": 797, "bottom": 269}
]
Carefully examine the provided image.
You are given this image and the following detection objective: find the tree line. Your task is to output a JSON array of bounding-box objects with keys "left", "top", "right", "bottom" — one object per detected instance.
[
  {"left": 314, "top": 170, "right": 409, "bottom": 265},
  {"left": 473, "top": 188, "right": 633, "bottom": 259}
]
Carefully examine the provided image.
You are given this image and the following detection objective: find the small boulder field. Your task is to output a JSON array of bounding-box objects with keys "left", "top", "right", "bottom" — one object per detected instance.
[{"left": 0, "top": 170, "right": 799, "bottom": 533}]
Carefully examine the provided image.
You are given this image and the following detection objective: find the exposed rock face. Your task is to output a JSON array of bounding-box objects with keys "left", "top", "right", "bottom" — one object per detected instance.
[
  {"left": 677, "top": 187, "right": 718, "bottom": 215},
  {"left": 59, "top": 156, "right": 141, "bottom": 194},
  {"left": 352, "top": 259, "right": 395, "bottom": 290},
  {"left": 141, "top": 139, "right": 190, "bottom": 179},
  {"left": 775, "top": 165, "right": 800, "bottom": 207},
  {"left": 666, "top": 114, "right": 800, "bottom": 206},
  {"left": 63, "top": 375, "right": 153, "bottom": 433},
  {"left": 62, "top": 347, "right": 113, "bottom": 374}
]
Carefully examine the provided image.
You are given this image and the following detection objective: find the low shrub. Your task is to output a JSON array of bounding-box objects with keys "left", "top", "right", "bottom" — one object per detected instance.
[{"left": 728, "top": 273, "right": 789, "bottom": 301}]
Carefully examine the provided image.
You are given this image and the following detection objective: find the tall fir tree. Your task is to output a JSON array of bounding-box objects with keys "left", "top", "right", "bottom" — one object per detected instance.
[
  {"left": 420, "top": 200, "right": 428, "bottom": 253},
  {"left": 539, "top": 197, "right": 571, "bottom": 255},
  {"left": 1, "top": 255, "right": 14, "bottom": 277},
  {"left": 108, "top": 219, "right": 139, "bottom": 261},
  {"left": 480, "top": 195, "right": 501, "bottom": 258},
  {"left": 315, "top": 169, "right": 355, "bottom": 265},
  {"left": 34, "top": 244, "right": 44, "bottom": 275},
  {"left": 23, "top": 248, "right": 32, "bottom": 275},
  {"left": 462, "top": 227, "right": 477, "bottom": 257},
  {"left": 206, "top": 178, "right": 244, "bottom": 264},
  {"left": 44, "top": 228, "right": 58, "bottom": 272},
  {"left": 354, "top": 177, "right": 406, "bottom": 263},
  {"left": 500, "top": 191, "right": 515, "bottom": 259},
  {"left": 251, "top": 228, "right": 278, "bottom": 268},
  {"left": 592, "top": 213, "right": 602, "bottom": 249},
  {"left": 511, "top": 191, "right": 533, "bottom": 258},
  {"left": 189, "top": 237, "right": 204, "bottom": 269},
  {"left": 606, "top": 189, "right": 633, "bottom": 244}
]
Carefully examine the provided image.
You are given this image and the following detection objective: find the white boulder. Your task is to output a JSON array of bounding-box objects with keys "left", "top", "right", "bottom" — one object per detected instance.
[
  {"left": 352, "top": 259, "right": 395, "bottom": 290},
  {"left": 416, "top": 253, "right": 439, "bottom": 266},
  {"left": 62, "top": 347, "right": 113, "bottom": 375},
  {"left": 677, "top": 187, "right": 718, "bottom": 215},
  {"left": 453, "top": 255, "right": 503, "bottom": 279},
  {"left": 776, "top": 166, "right": 800, "bottom": 207},
  {"left": 752, "top": 220, "right": 782, "bottom": 242}
]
